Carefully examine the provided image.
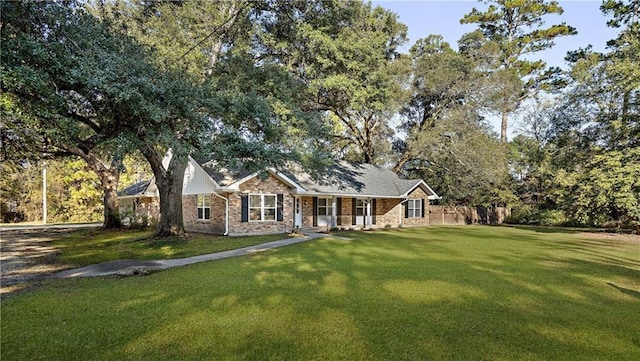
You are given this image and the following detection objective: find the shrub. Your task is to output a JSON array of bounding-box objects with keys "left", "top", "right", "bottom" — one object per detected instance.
[
  {"left": 537, "top": 210, "right": 568, "bottom": 226},
  {"left": 505, "top": 205, "right": 569, "bottom": 226}
]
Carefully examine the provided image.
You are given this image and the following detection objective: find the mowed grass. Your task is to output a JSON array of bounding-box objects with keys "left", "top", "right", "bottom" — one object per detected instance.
[
  {"left": 49, "top": 228, "right": 291, "bottom": 266},
  {"left": 2, "top": 226, "right": 639, "bottom": 360}
]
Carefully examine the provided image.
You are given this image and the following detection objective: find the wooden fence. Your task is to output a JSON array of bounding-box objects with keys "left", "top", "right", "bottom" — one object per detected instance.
[{"left": 429, "top": 206, "right": 510, "bottom": 225}]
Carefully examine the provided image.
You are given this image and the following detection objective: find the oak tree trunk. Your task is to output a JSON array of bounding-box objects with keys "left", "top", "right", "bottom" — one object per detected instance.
[
  {"left": 141, "top": 146, "right": 187, "bottom": 238},
  {"left": 154, "top": 160, "right": 187, "bottom": 238},
  {"left": 69, "top": 148, "right": 122, "bottom": 229},
  {"left": 101, "top": 169, "right": 122, "bottom": 229}
]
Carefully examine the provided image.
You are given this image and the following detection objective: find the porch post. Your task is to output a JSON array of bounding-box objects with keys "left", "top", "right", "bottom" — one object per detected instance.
[
  {"left": 365, "top": 198, "right": 371, "bottom": 229},
  {"left": 331, "top": 196, "right": 337, "bottom": 228}
]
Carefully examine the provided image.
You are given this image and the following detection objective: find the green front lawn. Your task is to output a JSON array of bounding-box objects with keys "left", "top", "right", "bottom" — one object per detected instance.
[
  {"left": 52, "top": 229, "right": 291, "bottom": 266},
  {"left": 2, "top": 226, "right": 639, "bottom": 360}
]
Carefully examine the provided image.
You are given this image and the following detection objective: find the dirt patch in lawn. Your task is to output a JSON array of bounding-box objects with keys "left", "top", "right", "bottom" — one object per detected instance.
[
  {"left": 0, "top": 229, "right": 74, "bottom": 296},
  {"left": 576, "top": 231, "right": 640, "bottom": 243}
]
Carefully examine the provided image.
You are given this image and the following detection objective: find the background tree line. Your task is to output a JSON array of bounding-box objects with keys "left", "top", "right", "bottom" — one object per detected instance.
[{"left": 1, "top": 0, "right": 638, "bottom": 233}]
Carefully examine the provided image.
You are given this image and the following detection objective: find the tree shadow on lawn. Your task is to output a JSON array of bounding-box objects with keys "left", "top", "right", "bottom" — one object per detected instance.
[
  {"left": 4, "top": 228, "right": 639, "bottom": 361},
  {"left": 220, "top": 232, "right": 640, "bottom": 360},
  {"left": 504, "top": 225, "right": 585, "bottom": 234},
  {"left": 607, "top": 282, "right": 640, "bottom": 299}
]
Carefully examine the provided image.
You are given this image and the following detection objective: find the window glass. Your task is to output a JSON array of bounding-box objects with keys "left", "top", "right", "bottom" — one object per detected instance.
[
  {"left": 264, "top": 195, "right": 276, "bottom": 208},
  {"left": 318, "top": 198, "right": 332, "bottom": 216},
  {"left": 250, "top": 195, "right": 261, "bottom": 207},
  {"left": 250, "top": 209, "right": 261, "bottom": 221},
  {"left": 264, "top": 208, "right": 276, "bottom": 221},
  {"left": 249, "top": 194, "right": 278, "bottom": 222},
  {"left": 197, "top": 194, "right": 211, "bottom": 220},
  {"left": 355, "top": 199, "right": 365, "bottom": 216},
  {"left": 407, "top": 199, "right": 422, "bottom": 218}
]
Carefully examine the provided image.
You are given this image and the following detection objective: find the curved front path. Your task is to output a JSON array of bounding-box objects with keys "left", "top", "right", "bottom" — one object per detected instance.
[{"left": 50, "top": 233, "right": 335, "bottom": 279}]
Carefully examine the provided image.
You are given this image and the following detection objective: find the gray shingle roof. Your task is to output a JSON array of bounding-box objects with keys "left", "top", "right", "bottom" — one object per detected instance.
[
  {"left": 117, "top": 180, "right": 151, "bottom": 197},
  {"left": 198, "top": 161, "right": 256, "bottom": 187},
  {"left": 197, "top": 160, "right": 432, "bottom": 198},
  {"left": 283, "top": 162, "right": 424, "bottom": 197}
]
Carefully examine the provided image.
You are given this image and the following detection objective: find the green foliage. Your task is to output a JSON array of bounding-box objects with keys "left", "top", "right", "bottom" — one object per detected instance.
[
  {"left": 461, "top": 0, "right": 575, "bottom": 70},
  {"left": 506, "top": 1, "right": 639, "bottom": 227},
  {"left": 259, "top": 0, "right": 410, "bottom": 164},
  {"left": 0, "top": 158, "right": 102, "bottom": 223},
  {"left": 51, "top": 159, "right": 103, "bottom": 223},
  {"left": 394, "top": 35, "right": 515, "bottom": 206},
  {"left": 556, "top": 147, "right": 640, "bottom": 227},
  {"left": 404, "top": 116, "right": 513, "bottom": 206},
  {"left": 460, "top": 0, "right": 577, "bottom": 141},
  {"left": 118, "top": 154, "right": 152, "bottom": 190},
  {"left": 505, "top": 204, "right": 569, "bottom": 226},
  {"left": 0, "top": 162, "right": 42, "bottom": 222}
]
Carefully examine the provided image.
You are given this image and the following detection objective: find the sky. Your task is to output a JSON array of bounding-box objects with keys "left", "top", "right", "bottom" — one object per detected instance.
[
  {"left": 370, "top": 0, "right": 620, "bottom": 136},
  {"left": 372, "top": 0, "right": 620, "bottom": 69}
]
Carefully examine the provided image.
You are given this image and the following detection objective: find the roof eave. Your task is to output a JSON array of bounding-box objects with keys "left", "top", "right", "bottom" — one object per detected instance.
[
  {"left": 292, "top": 190, "right": 405, "bottom": 199},
  {"left": 400, "top": 179, "right": 441, "bottom": 199}
]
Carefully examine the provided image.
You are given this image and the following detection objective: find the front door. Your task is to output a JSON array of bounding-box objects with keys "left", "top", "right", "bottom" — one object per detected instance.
[{"left": 294, "top": 197, "right": 302, "bottom": 228}]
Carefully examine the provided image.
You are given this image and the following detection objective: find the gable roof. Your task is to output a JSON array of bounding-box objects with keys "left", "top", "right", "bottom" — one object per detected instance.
[
  {"left": 199, "top": 161, "right": 254, "bottom": 187},
  {"left": 197, "top": 160, "right": 303, "bottom": 191},
  {"left": 282, "top": 162, "right": 439, "bottom": 199},
  {"left": 197, "top": 160, "right": 439, "bottom": 199}
]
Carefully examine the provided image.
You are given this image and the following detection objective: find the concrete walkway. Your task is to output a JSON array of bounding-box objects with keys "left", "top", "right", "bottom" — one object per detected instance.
[{"left": 50, "top": 232, "right": 335, "bottom": 279}]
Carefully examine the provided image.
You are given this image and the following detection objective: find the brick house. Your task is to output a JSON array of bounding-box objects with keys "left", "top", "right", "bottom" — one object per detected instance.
[
  {"left": 118, "top": 180, "right": 160, "bottom": 225},
  {"left": 119, "top": 157, "right": 440, "bottom": 236}
]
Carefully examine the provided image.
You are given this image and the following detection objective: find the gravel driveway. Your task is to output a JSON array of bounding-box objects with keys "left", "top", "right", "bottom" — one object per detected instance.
[{"left": 0, "top": 229, "right": 76, "bottom": 295}]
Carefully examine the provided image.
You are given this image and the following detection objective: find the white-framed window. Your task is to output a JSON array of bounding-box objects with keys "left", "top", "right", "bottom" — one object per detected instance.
[
  {"left": 407, "top": 199, "right": 422, "bottom": 218},
  {"left": 249, "top": 194, "right": 277, "bottom": 221},
  {"left": 317, "top": 198, "right": 333, "bottom": 216},
  {"left": 197, "top": 194, "right": 211, "bottom": 220},
  {"left": 355, "top": 199, "right": 366, "bottom": 216}
]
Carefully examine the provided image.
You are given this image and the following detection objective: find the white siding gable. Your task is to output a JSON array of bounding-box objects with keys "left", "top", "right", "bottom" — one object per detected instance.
[{"left": 182, "top": 159, "right": 218, "bottom": 195}]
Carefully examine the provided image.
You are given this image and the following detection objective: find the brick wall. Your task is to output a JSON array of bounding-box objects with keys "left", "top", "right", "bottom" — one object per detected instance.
[
  {"left": 402, "top": 187, "right": 430, "bottom": 227},
  {"left": 301, "top": 196, "right": 315, "bottom": 227},
  {"left": 228, "top": 175, "right": 294, "bottom": 236},
  {"left": 338, "top": 197, "right": 352, "bottom": 227},
  {"left": 374, "top": 198, "right": 402, "bottom": 228},
  {"left": 183, "top": 194, "right": 226, "bottom": 234}
]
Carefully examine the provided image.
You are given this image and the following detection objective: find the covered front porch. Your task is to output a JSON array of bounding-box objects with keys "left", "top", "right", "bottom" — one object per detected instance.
[{"left": 292, "top": 196, "right": 407, "bottom": 230}]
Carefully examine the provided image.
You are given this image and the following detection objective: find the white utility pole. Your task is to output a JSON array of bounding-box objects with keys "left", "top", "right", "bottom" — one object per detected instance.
[{"left": 42, "top": 161, "right": 47, "bottom": 224}]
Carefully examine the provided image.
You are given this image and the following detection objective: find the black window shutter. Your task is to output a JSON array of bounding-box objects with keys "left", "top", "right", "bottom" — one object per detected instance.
[
  {"left": 277, "top": 194, "right": 284, "bottom": 221},
  {"left": 312, "top": 197, "right": 318, "bottom": 227},
  {"left": 336, "top": 198, "right": 342, "bottom": 226},
  {"left": 352, "top": 198, "right": 357, "bottom": 225},
  {"left": 372, "top": 199, "right": 377, "bottom": 225},
  {"left": 404, "top": 200, "right": 409, "bottom": 219},
  {"left": 241, "top": 195, "right": 248, "bottom": 222},
  {"left": 422, "top": 199, "right": 426, "bottom": 218}
]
